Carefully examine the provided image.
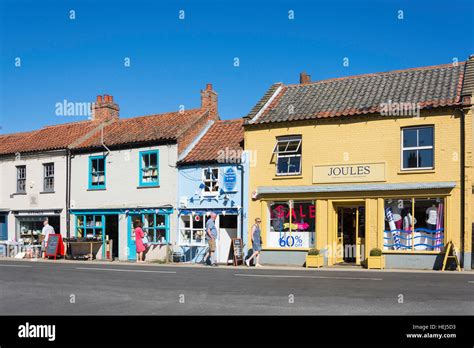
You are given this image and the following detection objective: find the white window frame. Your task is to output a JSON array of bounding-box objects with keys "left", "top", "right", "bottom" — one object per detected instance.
[
  {"left": 401, "top": 126, "right": 434, "bottom": 171},
  {"left": 179, "top": 214, "right": 207, "bottom": 246},
  {"left": 16, "top": 166, "right": 26, "bottom": 193},
  {"left": 273, "top": 136, "right": 302, "bottom": 176},
  {"left": 43, "top": 163, "right": 54, "bottom": 192},
  {"left": 202, "top": 168, "right": 220, "bottom": 196}
]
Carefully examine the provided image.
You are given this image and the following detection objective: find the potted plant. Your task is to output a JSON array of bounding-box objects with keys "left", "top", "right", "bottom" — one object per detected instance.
[
  {"left": 367, "top": 248, "right": 385, "bottom": 269},
  {"left": 306, "top": 248, "right": 324, "bottom": 268}
]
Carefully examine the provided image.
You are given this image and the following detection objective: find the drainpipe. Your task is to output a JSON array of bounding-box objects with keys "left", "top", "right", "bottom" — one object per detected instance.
[
  {"left": 237, "top": 163, "right": 245, "bottom": 241},
  {"left": 65, "top": 149, "right": 71, "bottom": 238},
  {"left": 458, "top": 107, "right": 466, "bottom": 268}
]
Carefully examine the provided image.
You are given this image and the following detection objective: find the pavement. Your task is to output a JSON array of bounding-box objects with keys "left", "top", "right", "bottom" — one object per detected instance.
[{"left": 0, "top": 258, "right": 473, "bottom": 315}]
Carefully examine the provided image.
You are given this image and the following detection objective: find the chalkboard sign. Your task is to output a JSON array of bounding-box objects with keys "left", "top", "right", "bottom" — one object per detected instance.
[
  {"left": 45, "top": 234, "right": 62, "bottom": 259},
  {"left": 228, "top": 238, "right": 244, "bottom": 266}
]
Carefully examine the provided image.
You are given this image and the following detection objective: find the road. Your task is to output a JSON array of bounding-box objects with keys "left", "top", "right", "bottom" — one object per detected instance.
[{"left": 0, "top": 260, "right": 473, "bottom": 315}]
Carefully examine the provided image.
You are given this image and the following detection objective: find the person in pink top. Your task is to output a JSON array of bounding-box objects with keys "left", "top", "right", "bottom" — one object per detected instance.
[{"left": 134, "top": 220, "right": 146, "bottom": 263}]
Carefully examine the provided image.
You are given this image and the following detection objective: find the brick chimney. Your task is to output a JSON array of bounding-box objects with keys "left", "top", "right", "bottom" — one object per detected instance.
[
  {"left": 300, "top": 72, "right": 311, "bottom": 84},
  {"left": 201, "top": 83, "right": 219, "bottom": 120},
  {"left": 91, "top": 94, "right": 119, "bottom": 122}
]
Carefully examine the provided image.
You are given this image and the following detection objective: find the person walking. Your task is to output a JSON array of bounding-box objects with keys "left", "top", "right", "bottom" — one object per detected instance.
[
  {"left": 41, "top": 218, "right": 55, "bottom": 258},
  {"left": 133, "top": 220, "right": 146, "bottom": 263},
  {"left": 246, "top": 218, "right": 262, "bottom": 267},
  {"left": 203, "top": 212, "right": 218, "bottom": 266}
]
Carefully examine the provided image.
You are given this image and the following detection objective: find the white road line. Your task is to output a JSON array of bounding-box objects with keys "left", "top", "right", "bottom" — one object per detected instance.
[
  {"left": 75, "top": 267, "right": 176, "bottom": 274},
  {"left": 468, "top": 281, "right": 474, "bottom": 283},
  {"left": 234, "top": 273, "right": 382, "bottom": 281},
  {"left": 0, "top": 264, "right": 33, "bottom": 268}
]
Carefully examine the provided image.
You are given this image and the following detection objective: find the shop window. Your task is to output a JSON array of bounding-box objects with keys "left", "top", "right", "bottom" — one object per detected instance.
[
  {"left": 273, "top": 136, "right": 302, "bottom": 176},
  {"left": 139, "top": 150, "right": 159, "bottom": 186},
  {"left": 383, "top": 198, "right": 444, "bottom": 252},
  {"left": 43, "top": 163, "right": 54, "bottom": 192},
  {"left": 179, "top": 214, "right": 207, "bottom": 246},
  {"left": 143, "top": 213, "right": 167, "bottom": 243},
  {"left": 75, "top": 215, "right": 104, "bottom": 240},
  {"left": 401, "top": 126, "right": 434, "bottom": 170},
  {"left": 16, "top": 166, "right": 26, "bottom": 193},
  {"left": 268, "top": 201, "right": 315, "bottom": 248},
  {"left": 202, "top": 168, "right": 219, "bottom": 195},
  {"left": 130, "top": 213, "right": 169, "bottom": 244},
  {"left": 89, "top": 156, "right": 106, "bottom": 189}
]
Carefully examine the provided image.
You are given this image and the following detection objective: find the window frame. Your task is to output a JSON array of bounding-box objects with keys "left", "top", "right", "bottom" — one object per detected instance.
[
  {"left": 130, "top": 213, "right": 170, "bottom": 245},
  {"left": 16, "top": 165, "right": 26, "bottom": 193},
  {"left": 139, "top": 150, "right": 160, "bottom": 187},
  {"left": 400, "top": 126, "right": 434, "bottom": 171},
  {"left": 179, "top": 214, "right": 209, "bottom": 246},
  {"left": 43, "top": 162, "right": 55, "bottom": 192},
  {"left": 88, "top": 155, "right": 106, "bottom": 190},
  {"left": 201, "top": 168, "right": 220, "bottom": 196},
  {"left": 273, "top": 136, "right": 302, "bottom": 176}
]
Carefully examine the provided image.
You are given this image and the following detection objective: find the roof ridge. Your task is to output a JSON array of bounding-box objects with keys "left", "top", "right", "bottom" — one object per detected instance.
[
  {"left": 285, "top": 62, "right": 466, "bottom": 88},
  {"left": 117, "top": 107, "right": 204, "bottom": 123}
]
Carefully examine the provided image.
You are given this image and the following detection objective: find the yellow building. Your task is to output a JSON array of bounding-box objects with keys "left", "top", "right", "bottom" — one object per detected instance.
[{"left": 244, "top": 57, "right": 474, "bottom": 270}]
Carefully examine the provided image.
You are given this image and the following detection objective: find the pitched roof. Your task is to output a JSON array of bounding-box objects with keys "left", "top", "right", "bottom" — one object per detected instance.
[
  {"left": 245, "top": 62, "right": 466, "bottom": 125},
  {"left": 71, "top": 109, "right": 208, "bottom": 150},
  {"left": 179, "top": 119, "right": 244, "bottom": 164},
  {"left": 0, "top": 109, "right": 211, "bottom": 156},
  {"left": 0, "top": 121, "right": 98, "bottom": 155}
]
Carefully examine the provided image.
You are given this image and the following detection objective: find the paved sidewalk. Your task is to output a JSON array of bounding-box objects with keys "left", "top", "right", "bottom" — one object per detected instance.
[{"left": 0, "top": 256, "right": 472, "bottom": 275}]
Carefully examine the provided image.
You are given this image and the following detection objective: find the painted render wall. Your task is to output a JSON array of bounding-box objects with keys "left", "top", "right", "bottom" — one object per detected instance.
[
  {"left": 70, "top": 144, "right": 179, "bottom": 260},
  {"left": 0, "top": 152, "right": 68, "bottom": 240}
]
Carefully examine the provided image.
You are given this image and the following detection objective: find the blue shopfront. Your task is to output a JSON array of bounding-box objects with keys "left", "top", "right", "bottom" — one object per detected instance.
[
  {"left": 70, "top": 207, "right": 172, "bottom": 261},
  {"left": 178, "top": 164, "right": 247, "bottom": 264}
]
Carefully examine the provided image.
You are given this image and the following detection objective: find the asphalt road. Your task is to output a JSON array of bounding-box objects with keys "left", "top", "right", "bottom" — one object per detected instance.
[{"left": 0, "top": 260, "right": 473, "bottom": 315}]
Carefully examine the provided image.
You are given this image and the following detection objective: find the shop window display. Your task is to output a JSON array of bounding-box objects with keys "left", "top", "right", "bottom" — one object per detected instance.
[
  {"left": 268, "top": 201, "right": 315, "bottom": 248},
  {"left": 383, "top": 198, "right": 444, "bottom": 251},
  {"left": 179, "top": 214, "right": 206, "bottom": 246},
  {"left": 130, "top": 213, "right": 169, "bottom": 244},
  {"left": 76, "top": 215, "right": 104, "bottom": 240}
]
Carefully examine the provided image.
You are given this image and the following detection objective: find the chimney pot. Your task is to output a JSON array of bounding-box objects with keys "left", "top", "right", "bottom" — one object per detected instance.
[
  {"left": 97, "top": 95, "right": 103, "bottom": 103},
  {"left": 300, "top": 72, "right": 311, "bottom": 84},
  {"left": 206, "top": 83, "right": 212, "bottom": 91},
  {"left": 92, "top": 94, "right": 119, "bottom": 122}
]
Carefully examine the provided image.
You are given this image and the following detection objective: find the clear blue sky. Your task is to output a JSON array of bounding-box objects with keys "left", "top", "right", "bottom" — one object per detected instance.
[{"left": 0, "top": 0, "right": 473, "bottom": 134}]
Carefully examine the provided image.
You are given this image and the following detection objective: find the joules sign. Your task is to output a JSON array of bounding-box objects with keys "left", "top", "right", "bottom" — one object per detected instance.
[{"left": 312, "top": 162, "right": 386, "bottom": 183}]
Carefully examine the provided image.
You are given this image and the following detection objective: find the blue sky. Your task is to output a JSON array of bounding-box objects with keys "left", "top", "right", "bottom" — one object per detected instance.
[{"left": 0, "top": 0, "right": 472, "bottom": 134}]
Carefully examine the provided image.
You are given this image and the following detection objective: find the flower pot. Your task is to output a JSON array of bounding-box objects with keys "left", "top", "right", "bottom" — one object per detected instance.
[
  {"left": 367, "top": 255, "right": 385, "bottom": 269},
  {"left": 306, "top": 254, "right": 324, "bottom": 268}
]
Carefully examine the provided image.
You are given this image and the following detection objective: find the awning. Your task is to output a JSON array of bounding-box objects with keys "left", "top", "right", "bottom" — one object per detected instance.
[{"left": 257, "top": 182, "right": 456, "bottom": 195}]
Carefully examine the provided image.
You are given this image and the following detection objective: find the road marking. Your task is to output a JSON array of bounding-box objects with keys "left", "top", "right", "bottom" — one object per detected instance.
[
  {"left": 75, "top": 267, "right": 176, "bottom": 274},
  {"left": 0, "top": 264, "right": 33, "bottom": 268},
  {"left": 468, "top": 281, "right": 474, "bottom": 283},
  {"left": 234, "top": 273, "right": 382, "bottom": 281}
]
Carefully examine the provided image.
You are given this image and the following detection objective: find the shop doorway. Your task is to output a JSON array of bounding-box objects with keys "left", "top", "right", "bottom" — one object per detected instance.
[
  {"left": 105, "top": 215, "right": 119, "bottom": 259},
  {"left": 0, "top": 215, "right": 7, "bottom": 240},
  {"left": 218, "top": 214, "right": 238, "bottom": 264},
  {"left": 336, "top": 205, "right": 365, "bottom": 265}
]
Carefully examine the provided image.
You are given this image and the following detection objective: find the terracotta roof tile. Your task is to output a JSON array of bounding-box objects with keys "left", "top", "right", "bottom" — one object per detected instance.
[
  {"left": 72, "top": 109, "right": 208, "bottom": 150},
  {"left": 180, "top": 119, "right": 244, "bottom": 164}
]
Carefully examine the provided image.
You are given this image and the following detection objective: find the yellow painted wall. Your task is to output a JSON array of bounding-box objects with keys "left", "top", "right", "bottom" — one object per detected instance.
[{"left": 245, "top": 108, "right": 472, "bottom": 263}]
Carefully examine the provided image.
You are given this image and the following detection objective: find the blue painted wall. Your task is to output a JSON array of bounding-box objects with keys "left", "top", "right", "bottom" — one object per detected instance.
[{"left": 177, "top": 161, "right": 249, "bottom": 263}]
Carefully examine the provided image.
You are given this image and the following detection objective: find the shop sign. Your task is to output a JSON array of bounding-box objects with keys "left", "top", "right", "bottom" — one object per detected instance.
[
  {"left": 14, "top": 210, "right": 60, "bottom": 216},
  {"left": 312, "top": 162, "right": 385, "bottom": 184},
  {"left": 223, "top": 167, "right": 237, "bottom": 192}
]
